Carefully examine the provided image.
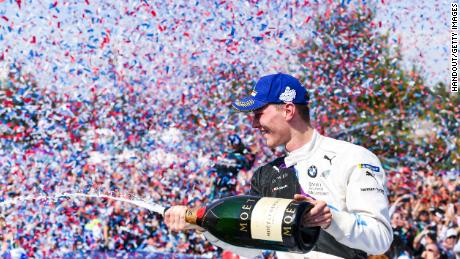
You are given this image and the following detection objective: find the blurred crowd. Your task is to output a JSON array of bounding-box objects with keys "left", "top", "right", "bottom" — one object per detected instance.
[
  {"left": 0, "top": 77, "right": 259, "bottom": 258},
  {"left": 0, "top": 0, "right": 457, "bottom": 258},
  {"left": 1, "top": 124, "right": 458, "bottom": 259},
  {"left": 0, "top": 71, "right": 458, "bottom": 259},
  {"left": 385, "top": 170, "right": 459, "bottom": 259}
]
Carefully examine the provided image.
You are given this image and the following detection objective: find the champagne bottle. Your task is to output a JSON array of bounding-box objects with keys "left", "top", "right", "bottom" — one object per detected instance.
[{"left": 183, "top": 195, "right": 320, "bottom": 253}]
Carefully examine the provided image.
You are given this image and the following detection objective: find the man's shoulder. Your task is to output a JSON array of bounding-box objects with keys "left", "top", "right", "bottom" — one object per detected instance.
[
  {"left": 318, "top": 135, "right": 359, "bottom": 153},
  {"left": 318, "top": 135, "right": 378, "bottom": 160},
  {"left": 253, "top": 156, "right": 284, "bottom": 172}
]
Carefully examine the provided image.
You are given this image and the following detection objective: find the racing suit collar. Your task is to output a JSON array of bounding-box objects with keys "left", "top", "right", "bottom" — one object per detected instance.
[{"left": 284, "top": 129, "right": 320, "bottom": 168}]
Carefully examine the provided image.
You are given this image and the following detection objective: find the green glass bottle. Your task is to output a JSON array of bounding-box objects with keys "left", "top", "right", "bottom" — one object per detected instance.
[{"left": 184, "top": 195, "right": 320, "bottom": 253}]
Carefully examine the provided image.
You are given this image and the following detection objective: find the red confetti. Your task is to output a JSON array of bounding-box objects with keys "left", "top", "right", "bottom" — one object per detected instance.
[{"left": 158, "top": 25, "right": 166, "bottom": 32}]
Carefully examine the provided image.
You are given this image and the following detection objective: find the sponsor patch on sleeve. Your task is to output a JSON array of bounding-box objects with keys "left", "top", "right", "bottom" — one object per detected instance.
[{"left": 358, "top": 163, "right": 380, "bottom": 172}]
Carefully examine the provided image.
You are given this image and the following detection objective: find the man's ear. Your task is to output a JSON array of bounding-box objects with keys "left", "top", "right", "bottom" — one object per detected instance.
[{"left": 284, "top": 103, "right": 295, "bottom": 120}]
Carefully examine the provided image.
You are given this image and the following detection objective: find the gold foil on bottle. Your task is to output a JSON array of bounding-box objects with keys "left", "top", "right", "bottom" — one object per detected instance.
[{"left": 185, "top": 208, "right": 199, "bottom": 225}]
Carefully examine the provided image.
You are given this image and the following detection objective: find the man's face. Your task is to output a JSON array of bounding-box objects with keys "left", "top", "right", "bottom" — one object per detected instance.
[
  {"left": 419, "top": 212, "right": 429, "bottom": 222},
  {"left": 391, "top": 212, "right": 405, "bottom": 228},
  {"left": 250, "top": 104, "right": 289, "bottom": 148},
  {"left": 443, "top": 235, "right": 457, "bottom": 249},
  {"left": 423, "top": 243, "right": 440, "bottom": 258}
]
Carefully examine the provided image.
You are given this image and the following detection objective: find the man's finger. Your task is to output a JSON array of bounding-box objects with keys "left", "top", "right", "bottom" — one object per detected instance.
[
  {"left": 293, "top": 194, "right": 305, "bottom": 200},
  {"left": 165, "top": 206, "right": 188, "bottom": 232},
  {"left": 164, "top": 209, "right": 172, "bottom": 226},
  {"left": 294, "top": 194, "right": 315, "bottom": 203},
  {"left": 306, "top": 201, "right": 327, "bottom": 217}
]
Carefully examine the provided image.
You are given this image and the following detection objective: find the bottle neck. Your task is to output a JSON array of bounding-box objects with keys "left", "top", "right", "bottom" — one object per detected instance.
[{"left": 185, "top": 207, "right": 206, "bottom": 225}]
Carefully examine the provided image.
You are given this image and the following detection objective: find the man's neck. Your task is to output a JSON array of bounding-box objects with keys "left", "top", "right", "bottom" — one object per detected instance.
[{"left": 285, "top": 127, "right": 314, "bottom": 152}]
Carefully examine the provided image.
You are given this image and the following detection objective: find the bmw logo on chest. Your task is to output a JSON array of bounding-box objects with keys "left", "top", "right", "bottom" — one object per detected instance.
[{"left": 307, "top": 165, "right": 318, "bottom": 178}]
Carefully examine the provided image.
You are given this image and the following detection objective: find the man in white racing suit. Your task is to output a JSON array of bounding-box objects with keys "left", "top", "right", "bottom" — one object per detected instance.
[{"left": 165, "top": 73, "right": 393, "bottom": 258}]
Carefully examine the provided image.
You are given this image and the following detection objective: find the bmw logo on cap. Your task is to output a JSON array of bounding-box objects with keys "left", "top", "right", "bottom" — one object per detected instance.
[{"left": 307, "top": 165, "right": 318, "bottom": 178}]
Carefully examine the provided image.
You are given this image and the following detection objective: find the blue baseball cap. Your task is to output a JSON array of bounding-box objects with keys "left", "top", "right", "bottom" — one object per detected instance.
[{"left": 232, "top": 73, "right": 309, "bottom": 112}]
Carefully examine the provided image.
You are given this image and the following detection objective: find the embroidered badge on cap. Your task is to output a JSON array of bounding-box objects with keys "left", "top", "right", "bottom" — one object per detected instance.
[
  {"left": 279, "top": 86, "right": 296, "bottom": 102},
  {"left": 236, "top": 99, "right": 254, "bottom": 107}
]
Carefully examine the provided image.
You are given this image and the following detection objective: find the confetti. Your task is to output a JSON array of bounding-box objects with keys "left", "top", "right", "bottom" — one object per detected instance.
[{"left": 0, "top": 0, "right": 455, "bottom": 257}]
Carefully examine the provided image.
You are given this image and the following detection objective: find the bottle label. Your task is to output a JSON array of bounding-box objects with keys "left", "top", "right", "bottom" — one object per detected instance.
[
  {"left": 250, "top": 197, "right": 292, "bottom": 242},
  {"left": 238, "top": 197, "right": 258, "bottom": 239}
]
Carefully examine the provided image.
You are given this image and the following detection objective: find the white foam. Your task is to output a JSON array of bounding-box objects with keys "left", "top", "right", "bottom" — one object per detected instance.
[{"left": 0, "top": 192, "right": 166, "bottom": 215}]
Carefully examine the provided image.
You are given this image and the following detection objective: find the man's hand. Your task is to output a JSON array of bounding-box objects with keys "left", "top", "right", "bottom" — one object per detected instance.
[
  {"left": 164, "top": 205, "right": 205, "bottom": 232},
  {"left": 294, "top": 194, "right": 332, "bottom": 229}
]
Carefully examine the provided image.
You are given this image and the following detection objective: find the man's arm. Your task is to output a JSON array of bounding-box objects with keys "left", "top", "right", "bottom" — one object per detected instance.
[
  {"left": 248, "top": 167, "right": 263, "bottom": 196},
  {"left": 323, "top": 148, "right": 393, "bottom": 255},
  {"left": 164, "top": 205, "right": 204, "bottom": 232},
  {"left": 164, "top": 205, "right": 263, "bottom": 257},
  {"left": 294, "top": 194, "right": 332, "bottom": 229},
  {"left": 164, "top": 166, "right": 266, "bottom": 258}
]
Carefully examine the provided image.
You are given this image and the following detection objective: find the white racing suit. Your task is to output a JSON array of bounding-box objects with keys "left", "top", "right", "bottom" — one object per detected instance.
[{"left": 202, "top": 130, "right": 393, "bottom": 258}]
